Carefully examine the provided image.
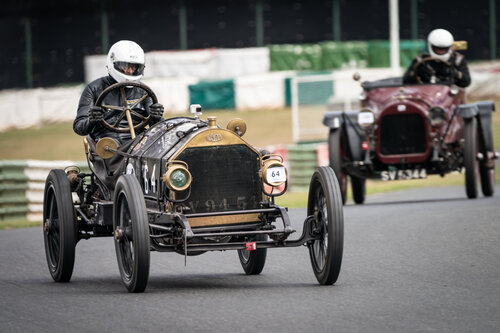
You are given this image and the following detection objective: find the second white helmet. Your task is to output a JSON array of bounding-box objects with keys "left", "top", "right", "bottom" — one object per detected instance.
[
  {"left": 106, "top": 40, "right": 145, "bottom": 83},
  {"left": 427, "top": 29, "right": 454, "bottom": 61}
]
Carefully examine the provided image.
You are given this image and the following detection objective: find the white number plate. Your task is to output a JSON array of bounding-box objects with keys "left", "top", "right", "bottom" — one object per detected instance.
[
  {"left": 380, "top": 168, "right": 427, "bottom": 181},
  {"left": 266, "top": 166, "right": 286, "bottom": 183}
]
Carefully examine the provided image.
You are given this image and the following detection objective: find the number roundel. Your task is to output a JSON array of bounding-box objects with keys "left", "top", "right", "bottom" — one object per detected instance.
[{"left": 261, "top": 161, "right": 287, "bottom": 186}]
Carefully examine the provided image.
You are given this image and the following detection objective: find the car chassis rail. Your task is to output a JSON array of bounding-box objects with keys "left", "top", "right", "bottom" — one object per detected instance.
[{"left": 148, "top": 206, "right": 321, "bottom": 253}]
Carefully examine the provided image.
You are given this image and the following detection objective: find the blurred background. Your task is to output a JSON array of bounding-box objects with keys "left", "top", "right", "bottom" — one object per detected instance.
[
  {"left": 0, "top": 0, "right": 499, "bottom": 223},
  {"left": 2, "top": 0, "right": 498, "bottom": 90}
]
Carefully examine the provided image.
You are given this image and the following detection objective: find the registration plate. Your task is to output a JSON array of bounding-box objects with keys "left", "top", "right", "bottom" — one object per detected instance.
[{"left": 380, "top": 168, "right": 427, "bottom": 181}]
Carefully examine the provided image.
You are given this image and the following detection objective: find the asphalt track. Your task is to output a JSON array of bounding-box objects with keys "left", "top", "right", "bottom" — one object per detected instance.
[{"left": 1, "top": 185, "right": 499, "bottom": 333}]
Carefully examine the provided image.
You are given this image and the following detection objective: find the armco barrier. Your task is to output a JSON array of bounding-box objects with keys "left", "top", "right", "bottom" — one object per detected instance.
[
  {"left": 0, "top": 161, "right": 29, "bottom": 220},
  {"left": 286, "top": 143, "right": 320, "bottom": 191},
  {"left": 266, "top": 142, "right": 329, "bottom": 192},
  {"left": 0, "top": 160, "right": 88, "bottom": 221}
]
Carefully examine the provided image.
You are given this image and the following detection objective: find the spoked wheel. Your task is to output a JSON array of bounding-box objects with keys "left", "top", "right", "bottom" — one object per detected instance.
[
  {"left": 43, "top": 169, "right": 76, "bottom": 282},
  {"left": 307, "top": 166, "right": 344, "bottom": 285},
  {"left": 351, "top": 176, "right": 366, "bottom": 204},
  {"left": 237, "top": 234, "right": 267, "bottom": 275},
  {"left": 113, "top": 175, "right": 150, "bottom": 293},
  {"left": 328, "top": 129, "right": 347, "bottom": 204},
  {"left": 464, "top": 117, "right": 478, "bottom": 199}
]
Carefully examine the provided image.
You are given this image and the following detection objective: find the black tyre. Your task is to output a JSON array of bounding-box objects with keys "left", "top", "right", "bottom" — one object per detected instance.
[
  {"left": 328, "top": 129, "right": 347, "bottom": 204},
  {"left": 43, "top": 169, "right": 76, "bottom": 282},
  {"left": 464, "top": 118, "right": 478, "bottom": 199},
  {"left": 351, "top": 175, "right": 366, "bottom": 204},
  {"left": 479, "top": 160, "right": 495, "bottom": 197},
  {"left": 238, "top": 234, "right": 267, "bottom": 275},
  {"left": 113, "top": 175, "right": 150, "bottom": 293},
  {"left": 307, "top": 166, "right": 344, "bottom": 285}
]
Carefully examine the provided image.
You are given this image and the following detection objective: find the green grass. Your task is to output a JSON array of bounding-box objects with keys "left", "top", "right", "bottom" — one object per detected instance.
[
  {"left": 0, "top": 108, "right": 295, "bottom": 161},
  {"left": 0, "top": 219, "right": 42, "bottom": 230}
]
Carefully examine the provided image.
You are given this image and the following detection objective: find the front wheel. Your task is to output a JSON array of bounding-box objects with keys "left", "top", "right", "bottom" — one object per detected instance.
[
  {"left": 351, "top": 176, "right": 366, "bottom": 204},
  {"left": 479, "top": 160, "right": 495, "bottom": 197},
  {"left": 43, "top": 169, "right": 76, "bottom": 282},
  {"left": 238, "top": 234, "right": 267, "bottom": 275},
  {"left": 113, "top": 175, "right": 150, "bottom": 293},
  {"left": 307, "top": 166, "right": 344, "bottom": 285},
  {"left": 464, "top": 118, "right": 478, "bottom": 199},
  {"left": 328, "top": 129, "right": 347, "bottom": 204}
]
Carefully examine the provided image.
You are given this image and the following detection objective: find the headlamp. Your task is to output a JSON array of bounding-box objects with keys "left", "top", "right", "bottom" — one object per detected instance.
[
  {"left": 163, "top": 161, "right": 192, "bottom": 191},
  {"left": 428, "top": 106, "right": 447, "bottom": 127},
  {"left": 357, "top": 109, "right": 375, "bottom": 128},
  {"left": 260, "top": 155, "right": 288, "bottom": 187}
]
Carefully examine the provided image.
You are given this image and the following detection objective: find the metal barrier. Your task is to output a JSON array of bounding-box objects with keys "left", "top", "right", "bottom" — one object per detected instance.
[{"left": 0, "top": 160, "right": 87, "bottom": 221}]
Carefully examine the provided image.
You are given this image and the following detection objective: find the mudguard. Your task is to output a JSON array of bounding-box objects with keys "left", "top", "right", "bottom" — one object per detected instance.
[
  {"left": 458, "top": 101, "right": 495, "bottom": 152},
  {"left": 323, "top": 110, "right": 364, "bottom": 161}
]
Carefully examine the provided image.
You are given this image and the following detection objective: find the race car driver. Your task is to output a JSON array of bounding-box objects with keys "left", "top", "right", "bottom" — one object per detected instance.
[
  {"left": 403, "top": 29, "right": 471, "bottom": 88},
  {"left": 73, "top": 40, "right": 164, "bottom": 146}
]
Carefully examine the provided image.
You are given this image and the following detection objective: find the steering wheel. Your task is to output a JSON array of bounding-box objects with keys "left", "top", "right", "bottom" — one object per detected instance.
[
  {"left": 413, "top": 57, "right": 452, "bottom": 84},
  {"left": 95, "top": 81, "right": 158, "bottom": 139}
]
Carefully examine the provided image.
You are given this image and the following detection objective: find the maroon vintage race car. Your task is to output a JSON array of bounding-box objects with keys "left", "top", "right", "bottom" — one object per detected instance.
[{"left": 323, "top": 71, "right": 497, "bottom": 204}]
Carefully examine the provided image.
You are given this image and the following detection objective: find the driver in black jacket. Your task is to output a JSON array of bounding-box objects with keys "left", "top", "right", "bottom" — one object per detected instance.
[
  {"left": 403, "top": 29, "right": 471, "bottom": 88},
  {"left": 73, "top": 40, "right": 164, "bottom": 145}
]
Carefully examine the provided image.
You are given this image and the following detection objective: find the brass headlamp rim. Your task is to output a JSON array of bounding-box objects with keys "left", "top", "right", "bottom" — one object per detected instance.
[
  {"left": 260, "top": 160, "right": 288, "bottom": 186},
  {"left": 162, "top": 161, "right": 192, "bottom": 191}
]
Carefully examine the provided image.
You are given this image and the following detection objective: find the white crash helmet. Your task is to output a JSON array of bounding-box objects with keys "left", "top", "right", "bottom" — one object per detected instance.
[
  {"left": 427, "top": 29, "right": 454, "bottom": 61},
  {"left": 106, "top": 40, "right": 145, "bottom": 83}
]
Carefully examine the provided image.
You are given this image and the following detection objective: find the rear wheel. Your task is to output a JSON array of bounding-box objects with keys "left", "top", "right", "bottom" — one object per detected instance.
[
  {"left": 351, "top": 176, "right": 366, "bottom": 204},
  {"left": 43, "top": 169, "right": 76, "bottom": 282},
  {"left": 307, "top": 166, "right": 344, "bottom": 285},
  {"left": 238, "top": 234, "right": 267, "bottom": 275},
  {"left": 464, "top": 118, "right": 478, "bottom": 199},
  {"left": 113, "top": 175, "right": 150, "bottom": 293},
  {"left": 328, "top": 129, "right": 347, "bottom": 204}
]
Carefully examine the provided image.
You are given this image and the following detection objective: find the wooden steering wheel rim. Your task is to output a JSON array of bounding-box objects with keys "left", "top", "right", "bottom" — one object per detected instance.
[{"left": 95, "top": 81, "right": 159, "bottom": 133}]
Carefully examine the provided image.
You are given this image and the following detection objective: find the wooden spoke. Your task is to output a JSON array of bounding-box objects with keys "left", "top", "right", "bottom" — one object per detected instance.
[
  {"left": 120, "top": 87, "right": 128, "bottom": 107},
  {"left": 101, "top": 104, "right": 125, "bottom": 111},
  {"left": 112, "top": 111, "right": 127, "bottom": 127},
  {"left": 130, "top": 110, "right": 148, "bottom": 120},
  {"left": 128, "top": 94, "right": 149, "bottom": 109}
]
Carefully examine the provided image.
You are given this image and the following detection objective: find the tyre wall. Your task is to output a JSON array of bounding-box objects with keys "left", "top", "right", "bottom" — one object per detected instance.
[{"left": 0, "top": 161, "right": 88, "bottom": 222}]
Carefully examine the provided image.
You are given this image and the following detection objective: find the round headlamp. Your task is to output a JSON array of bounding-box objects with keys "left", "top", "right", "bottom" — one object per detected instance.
[
  {"left": 428, "top": 106, "right": 447, "bottom": 127},
  {"left": 261, "top": 159, "right": 288, "bottom": 186},
  {"left": 357, "top": 109, "right": 375, "bottom": 128},
  {"left": 163, "top": 161, "right": 192, "bottom": 191}
]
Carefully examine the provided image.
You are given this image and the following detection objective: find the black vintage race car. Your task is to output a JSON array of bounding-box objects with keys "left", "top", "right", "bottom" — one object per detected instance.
[
  {"left": 43, "top": 81, "right": 344, "bottom": 292},
  {"left": 323, "top": 62, "right": 497, "bottom": 205}
]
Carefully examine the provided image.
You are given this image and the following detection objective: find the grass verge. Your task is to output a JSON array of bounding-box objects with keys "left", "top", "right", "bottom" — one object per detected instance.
[{"left": 0, "top": 220, "right": 42, "bottom": 230}]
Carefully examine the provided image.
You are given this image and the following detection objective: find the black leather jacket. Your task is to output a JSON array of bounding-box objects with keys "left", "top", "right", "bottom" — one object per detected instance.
[
  {"left": 73, "top": 75, "right": 154, "bottom": 145},
  {"left": 403, "top": 52, "right": 471, "bottom": 88}
]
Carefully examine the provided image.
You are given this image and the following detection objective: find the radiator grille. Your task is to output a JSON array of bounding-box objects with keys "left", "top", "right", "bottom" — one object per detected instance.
[
  {"left": 380, "top": 114, "right": 427, "bottom": 155},
  {"left": 177, "top": 145, "right": 261, "bottom": 214}
]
